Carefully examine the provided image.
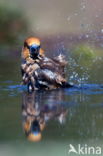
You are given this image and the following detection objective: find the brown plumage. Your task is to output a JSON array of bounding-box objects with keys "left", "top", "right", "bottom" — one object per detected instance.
[{"left": 21, "top": 37, "right": 72, "bottom": 92}]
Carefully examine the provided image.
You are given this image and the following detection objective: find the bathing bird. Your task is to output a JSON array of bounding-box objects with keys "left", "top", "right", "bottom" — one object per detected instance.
[{"left": 21, "top": 37, "right": 72, "bottom": 92}]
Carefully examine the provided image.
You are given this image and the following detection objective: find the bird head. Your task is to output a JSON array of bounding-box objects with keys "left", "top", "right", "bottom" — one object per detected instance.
[
  {"left": 23, "top": 118, "right": 45, "bottom": 142},
  {"left": 22, "top": 37, "right": 44, "bottom": 60},
  {"left": 27, "top": 120, "right": 42, "bottom": 142}
]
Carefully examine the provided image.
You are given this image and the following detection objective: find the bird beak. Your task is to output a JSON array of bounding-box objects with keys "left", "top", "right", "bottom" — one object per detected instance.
[
  {"left": 29, "top": 44, "right": 40, "bottom": 59},
  {"left": 31, "top": 120, "right": 41, "bottom": 134}
]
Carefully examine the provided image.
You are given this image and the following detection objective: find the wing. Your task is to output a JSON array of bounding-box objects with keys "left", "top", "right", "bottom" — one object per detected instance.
[
  {"left": 53, "top": 54, "right": 68, "bottom": 66},
  {"left": 38, "top": 55, "right": 67, "bottom": 78},
  {"left": 34, "top": 68, "right": 66, "bottom": 86}
]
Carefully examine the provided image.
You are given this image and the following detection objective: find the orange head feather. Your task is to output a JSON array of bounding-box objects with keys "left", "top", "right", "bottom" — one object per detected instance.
[{"left": 22, "top": 37, "right": 44, "bottom": 59}]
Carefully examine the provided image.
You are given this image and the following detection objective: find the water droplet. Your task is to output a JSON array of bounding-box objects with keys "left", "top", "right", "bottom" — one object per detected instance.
[
  {"left": 85, "top": 34, "right": 89, "bottom": 38},
  {"left": 74, "top": 13, "right": 78, "bottom": 16},
  {"left": 67, "top": 16, "right": 71, "bottom": 21},
  {"left": 96, "top": 15, "right": 99, "bottom": 18},
  {"left": 101, "top": 29, "right": 103, "bottom": 33}
]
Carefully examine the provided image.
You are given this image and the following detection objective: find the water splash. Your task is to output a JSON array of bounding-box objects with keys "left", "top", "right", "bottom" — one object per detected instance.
[{"left": 67, "top": 46, "right": 103, "bottom": 85}]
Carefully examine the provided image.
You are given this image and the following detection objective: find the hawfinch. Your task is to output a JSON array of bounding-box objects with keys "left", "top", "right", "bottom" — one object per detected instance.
[{"left": 21, "top": 37, "right": 72, "bottom": 92}]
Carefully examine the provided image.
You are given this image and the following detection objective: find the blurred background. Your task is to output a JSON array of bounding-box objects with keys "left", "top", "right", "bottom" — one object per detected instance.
[
  {"left": 0, "top": 0, "right": 103, "bottom": 47},
  {"left": 0, "top": 0, "right": 103, "bottom": 156}
]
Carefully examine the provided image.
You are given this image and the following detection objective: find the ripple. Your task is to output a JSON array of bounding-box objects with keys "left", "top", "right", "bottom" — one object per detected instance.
[
  {"left": 0, "top": 81, "right": 103, "bottom": 97},
  {"left": 65, "top": 84, "right": 103, "bottom": 95}
]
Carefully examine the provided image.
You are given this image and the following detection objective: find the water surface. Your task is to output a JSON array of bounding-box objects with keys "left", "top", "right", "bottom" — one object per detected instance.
[{"left": 0, "top": 45, "right": 103, "bottom": 156}]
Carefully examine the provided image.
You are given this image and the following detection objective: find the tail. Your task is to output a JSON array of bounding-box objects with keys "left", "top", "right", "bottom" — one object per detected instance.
[{"left": 62, "top": 82, "right": 73, "bottom": 88}]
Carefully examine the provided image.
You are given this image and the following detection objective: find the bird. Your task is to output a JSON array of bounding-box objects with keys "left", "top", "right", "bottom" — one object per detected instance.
[
  {"left": 21, "top": 37, "right": 72, "bottom": 92},
  {"left": 22, "top": 92, "right": 45, "bottom": 142}
]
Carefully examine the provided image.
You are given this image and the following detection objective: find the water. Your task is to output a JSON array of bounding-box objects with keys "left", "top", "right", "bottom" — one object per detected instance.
[{"left": 0, "top": 43, "right": 103, "bottom": 156}]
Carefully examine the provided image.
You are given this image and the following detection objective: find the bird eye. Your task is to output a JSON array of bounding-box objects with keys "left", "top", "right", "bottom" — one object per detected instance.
[
  {"left": 37, "top": 45, "right": 41, "bottom": 51},
  {"left": 24, "top": 42, "right": 30, "bottom": 50}
]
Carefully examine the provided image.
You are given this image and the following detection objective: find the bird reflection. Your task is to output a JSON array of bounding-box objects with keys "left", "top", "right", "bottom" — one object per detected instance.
[{"left": 22, "top": 89, "right": 68, "bottom": 142}]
